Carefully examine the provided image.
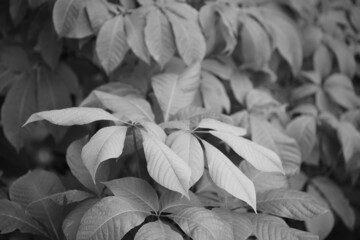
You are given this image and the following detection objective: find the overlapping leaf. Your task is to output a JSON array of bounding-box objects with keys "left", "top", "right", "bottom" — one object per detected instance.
[{"left": 135, "top": 220, "right": 183, "bottom": 240}]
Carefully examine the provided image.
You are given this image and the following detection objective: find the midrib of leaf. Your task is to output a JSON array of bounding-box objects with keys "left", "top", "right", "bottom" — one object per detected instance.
[
  {"left": 173, "top": 214, "right": 217, "bottom": 239},
  {"left": 0, "top": 213, "right": 47, "bottom": 237},
  {"left": 129, "top": 101, "right": 154, "bottom": 122},
  {"left": 164, "top": 78, "right": 178, "bottom": 122},
  {"left": 40, "top": 200, "right": 60, "bottom": 240},
  {"left": 63, "top": 0, "right": 78, "bottom": 32}
]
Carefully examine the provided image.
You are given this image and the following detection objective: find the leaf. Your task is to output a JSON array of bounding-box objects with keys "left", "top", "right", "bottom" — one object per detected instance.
[
  {"left": 313, "top": 44, "right": 333, "bottom": 78},
  {"left": 250, "top": 116, "right": 301, "bottom": 175},
  {"left": 212, "top": 208, "right": 252, "bottom": 240},
  {"left": 292, "top": 84, "right": 319, "bottom": 101},
  {"left": 261, "top": 8, "right": 303, "bottom": 74},
  {"left": 96, "top": 15, "right": 129, "bottom": 74},
  {"left": 141, "top": 130, "right": 191, "bottom": 197},
  {"left": 323, "top": 73, "right": 360, "bottom": 109},
  {"left": 240, "top": 15, "right": 272, "bottom": 70},
  {"left": 152, "top": 63, "right": 201, "bottom": 121},
  {"left": 240, "top": 161, "right": 288, "bottom": 193},
  {"left": 324, "top": 36, "right": 356, "bottom": 78},
  {"left": 37, "top": 22, "right": 63, "bottom": 70},
  {"left": 53, "top": 0, "right": 84, "bottom": 36},
  {"left": 337, "top": 122, "right": 360, "bottom": 166},
  {"left": 63, "top": 199, "right": 98, "bottom": 240},
  {"left": 82, "top": 126, "right": 127, "bottom": 183},
  {"left": 160, "top": 190, "right": 202, "bottom": 214},
  {"left": 135, "top": 220, "right": 183, "bottom": 240},
  {"left": 0, "top": 199, "right": 48, "bottom": 237},
  {"left": 86, "top": 0, "right": 111, "bottom": 33},
  {"left": 2, "top": 74, "right": 37, "bottom": 151},
  {"left": 140, "top": 121, "right": 166, "bottom": 142},
  {"left": 171, "top": 207, "right": 233, "bottom": 240},
  {"left": 9, "top": 170, "right": 65, "bottom": 208},
  {"left": 257, "top": 189, "right": 328, "bottom": 221},
  {"left": 77, "top": 196, "right": 150, "bottom": 240},
  {"left": 166, "top": 131, "right": 204, "bottom": 186},
  {"left": 0, "top": 45, "right": 30, "bottom": 72},
  {"left": 24, "top": 107, "right": 119, "bottom": 126},
  {"left": 210, "top": 131, "right": 284, "bottom": 173},
  {"left": 201, "top": 140, "right": 256, "bottom": 210},
  {"left": 165, "top": 5, "right": 206, "bottom": 65},
  {"left": 103, "top": 177, "right": 159, "bottom": 213},
  {"left": 312, "top": 177, "right": 355, "bottom": 229},
  {"left": 245, "top": 89, "right": 279, "bottom": 110},
  {"left": 125, "top": 8, "right": 151, "bottom": 64},
  {"left": 67, "top": 137, "right": 101, "bottom": 194},
  {"left": 286, "top": 116, "right": 317, "bottom": 164},
  {"left": 230, "top": 71, "right": 254, "bottom": 104},
  {"left": 200, "top": 71, "right": 230, "bottom": 113},
  {"left": 29, "top": 190, "right": 92, "bottom": 206},
  {"left": 198, "top": 118, "right": 246, "bottom": 136},
  {"left": 92, "top": 91, "right": 154, "bottom": 122},
  {"left": 145, "top": 7, "right": 175, "bottom": 68},
  {"left": 305, "top": 185, "right": 335, "bottom": 240}
]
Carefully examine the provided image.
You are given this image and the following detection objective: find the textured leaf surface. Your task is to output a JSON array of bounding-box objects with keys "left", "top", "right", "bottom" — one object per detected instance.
[
  {"left": 135, "top": 220, "right": 183, "bottom": 240},
  {"left": 210, "top": 131, "right": 284, "bottom": 173},
  {"left": 171, "top": 207, "right": 233, "bottom": 240},
  {"left": 166, "top": 131, "right": 204, "bottom": 186},
  {"left": 53, "top": 0, "right": 84, "bottom": 36},
  {"left": 0, "top": 199, "right": 47, "bottom": 237},
  {"left": 103, "top": 177, "right": 159, "bottom": 212},
  {"left": 160, "top": 190, "right": 202, "bottom": 214},
  {"left": 202, "top": 140, "right": 256, "bottom": 210},
  {"left": 257, "top": 189, "right": 328, "bottom": 221},
  {"left": 198, "top": 118, "right": 246, "bottom": 136},
  {"left": 96, "top": 16, "right": 129, "bottom": 74},
  {"left": 337, "top": 122, "right": 360, "bottom": 166},
  {"left": 77, "top": 196, "right": 150, "bottom": 240},
  {"left": 141, "top": 130, "right": 191, "bottom": 197},
  {"left": 82, "top": 126, "right": 128, "bottom": 183},
  {"left": 24, "top": 107, "right": 119, "bottom": 126}
]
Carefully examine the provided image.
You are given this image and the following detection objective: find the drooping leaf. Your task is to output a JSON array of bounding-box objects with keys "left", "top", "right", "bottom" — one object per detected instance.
[
  {"left": 0, "top": 199, "right": 48, "bottom": 237},
  {"left": 313, "top": 44, "right": 333, "bottom": 78},
  {"left": 165, "top": 3, "right": 206, "bottom": 65},
  {"left": 198, "top": 118, "right": 246, "bottom": 136},
  {"left": 230, "top": 71, "right": 254, "bottom": 104},
  {"left": 212, "top": 208, "right": 252, "bottom": 240},
  {"left": 159, "top": 190, "right": 202, "bottom": 214},
  {"left": 250, "top": 115, "right": 301, "bottom": 175},
  {"left": 145, "top": 7, "right": 175, "bottom": 68},
  {"left": 53, "top": 0, "right": 84, "bottom": 36},
  {"left": 2, "top": 74, "right": 38, "bottom": 151},
  {"left": 63, "top": 199, "right": 99, "bottom": 240},
  {"left": 171, "top": 207, "right": 233, "bottom": 240},
  {"left": 166, "top": 131, "right": 204, "bottom": 186},
  {"left": 141, "top": 130, "right": 191, "bottom": 197},
  {"left": 200, "top": 71, "right": 230, "bottom": 113},
  {"left": 135, "top": 220, "right": 183, "bottom": 240},
  {"left": 82, "top": 126, "right": 128, "bottom": 183},
  {"left": 257, "top": 188, "right": 328, "bottom": 221},
  {"left": 24, "top": 107, "right": 119, "bottom": 126},
  {"left": 77, "top": 196, "right": 150, "bottom": 240},
  {"left": 337, "top": 122, "right": 360, "bottom": 167},
  {"left": 202, "top": 140, "right": 256, "bottom": 210},
  {"left": 96, "top": 15, "right": 129, "bottom": 74},
  {"left": 239, "top": 161, "right": 288, "bottom": 193},
  {"left": 152, "top": 63, "right": 201, "bottom": 121},
  {"left": 9, "top": 170, "right": 65, "bottom": 208},
  {"left": 312, "top": 177, "right": 355, "bottom": 230},
  {"left": 210, "top": 131, "right": 284, "bottom": 173},
  {"left": 103, "top": 177, "right": 159, "bottom": 213}
]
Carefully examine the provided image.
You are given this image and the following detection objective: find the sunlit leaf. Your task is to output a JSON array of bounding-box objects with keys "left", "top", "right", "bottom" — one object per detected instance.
[{"left": 135, "top": 220, "right": 183, "bottom": 240}]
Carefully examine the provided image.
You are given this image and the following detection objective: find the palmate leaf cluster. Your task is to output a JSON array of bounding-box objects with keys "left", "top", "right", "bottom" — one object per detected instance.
[{"left": 0, "top": 0, "right": 360, "bottom": 239}]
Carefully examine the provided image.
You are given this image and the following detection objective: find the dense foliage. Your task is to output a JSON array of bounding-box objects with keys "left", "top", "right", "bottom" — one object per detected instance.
[{"left": 0, "top": 0, "right": 359, "bottom": 239}]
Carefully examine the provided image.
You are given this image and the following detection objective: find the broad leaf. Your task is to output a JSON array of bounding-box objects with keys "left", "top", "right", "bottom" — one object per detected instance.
[
  {"left": 212, "top": 208, "right": 252, "bottom": 240},
  {"left": 152, "top": 63, "right": 201, "bottom": 121},
  {"left": 198, "top": 118, "right": 246, "bottom": 136},
  {"left": 312, "top": 177, "right": 355, "bottom": 229},
  {"left": 257, "top": 189, "right": 328, "bottom": 221},
  {"left": 63, "top": 199, "right": 99, "bottom": 240},
  {"left": 160, "top": 190, "right": 202, "bottom": 214},
  {"left": 141, "top": 130, "right": 191, "bottom": 197},
  {"left": 53, "top": 0, "right": 84, "bottom": 36},
  {"left": 103, "top": 177, "right": 159, "bottom": 213},
  {"left": 9, "top": 170, "right": 65, "bottom": 208},
  {"left": 202, "top": 140, "right": 256, "bottom": 210},
  {"left": 313, "top": 44, "right": 332, "bottom": 78},
  {"left": 210, "top": 131, "right": 284, "bottom": 173},
  {"left": 230, "top": 71, "right": 254, "bottom": 104},
  {"left": 140, "top": 121, "right": 166, "bottom": 142},
  {"left": 24, "top": 107, "right": 119, "bottom": 126},
  {"left": 77, "top": 196, "right": 150, "bottom": 240},
  {"left": 86, "top": 0, "right": 111, "bottom": 33},
  {"left": 337, "top": 122, "right": 360, "bottom": 166},
  {"left": 135, "top": 220, "right": 183, "bottom": 240},
  {"left": 145, "top": 7, "right": 175, "bottom": 67},
  {"left": 0, "top": 199, "right": 48, "bottom": 237},
  {"left": 96, "top": 15, "right": 129, "bottom": 74},
  {"left": 165, "top": 4, "right": 206, "bottom": 65},
  {"left": 171, "top": 207, "right": 233, "bottom": 240},
  {"left": 166, "top": 131, "right": 204, "bottom": 186},
  {"left": 82, "top": 126, "right": 128, "bottom": 183}
]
